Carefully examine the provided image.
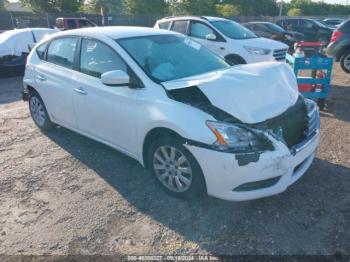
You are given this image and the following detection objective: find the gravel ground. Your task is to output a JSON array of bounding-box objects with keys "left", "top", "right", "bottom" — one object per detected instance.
[{"left": 0, "top": 64, "right": 349, "bottom": 257}]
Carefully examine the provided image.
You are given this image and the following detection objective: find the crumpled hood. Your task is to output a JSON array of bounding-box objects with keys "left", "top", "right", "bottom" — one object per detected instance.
[{"left": 162, "top": 62, "right": 299, "bottom": 124}]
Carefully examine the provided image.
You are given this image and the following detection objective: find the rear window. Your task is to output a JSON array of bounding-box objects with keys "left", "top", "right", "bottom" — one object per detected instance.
[
  {"left": 158, "top": 21, "right": 171, "bottom": 30},
  {"left": 339, "top": 19, "right": 350, "bottom": 32}
]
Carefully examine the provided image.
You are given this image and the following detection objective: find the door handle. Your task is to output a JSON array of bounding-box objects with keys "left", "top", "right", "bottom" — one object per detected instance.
[
  {"left": 74, "top": 87, "right": 88, "bottom": 95},
  {"left": 36, "top": 74, "right": 46, "bottom": 81}
]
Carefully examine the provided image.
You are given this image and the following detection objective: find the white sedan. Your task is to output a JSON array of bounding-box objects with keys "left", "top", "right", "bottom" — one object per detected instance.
[{"left": 23, "top": 27, "right": 320, "bottom": 201}]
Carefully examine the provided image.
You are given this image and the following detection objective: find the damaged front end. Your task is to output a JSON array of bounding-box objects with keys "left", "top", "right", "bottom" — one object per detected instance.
[{"left": 167, "top": 86, "right": 319, "bottom": 166}]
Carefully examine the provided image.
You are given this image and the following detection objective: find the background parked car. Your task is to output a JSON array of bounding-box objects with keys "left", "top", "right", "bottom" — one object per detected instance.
[
  {"left": 322, "top": 18, "right": 346, "bottom": 30},
  {"left": 0, "top": 28, "right": 57, "bottom": 78},
  {"left": 244, "top": 21, "right": 304, "bottom": 48},
  {"left": 55, "top": 17, "right": 97, "bottom": 30},
  {"left": 155, "top": 16, "right": 289, "bottom": 65},
  {"left": 277, "top": 18, "right": 333, "bottom": 43},
  {"left": 326, "top": 19, "right": 350, "bottom": 73}
]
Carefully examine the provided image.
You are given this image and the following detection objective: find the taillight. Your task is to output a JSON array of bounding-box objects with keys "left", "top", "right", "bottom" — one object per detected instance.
[{"left": 330, "top": 31, "right": 342, "bottom": 43}]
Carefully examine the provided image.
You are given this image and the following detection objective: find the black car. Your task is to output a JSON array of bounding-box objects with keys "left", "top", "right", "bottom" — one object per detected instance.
[
  {"left": 326, "top": 19, "right": 350, "bottom": 73},
  {"left": 323, "top": 18, "right": 346, "bottom": 30},
  {"left": 244, "top": 22, "right": 304, "bottom": 47},
  {"left": 277, "top": 18, "right": 333, "bottom": 43}
]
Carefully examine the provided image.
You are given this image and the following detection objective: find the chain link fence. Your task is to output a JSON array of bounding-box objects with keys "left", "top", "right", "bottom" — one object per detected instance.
[{"left": 0, "top": 11, "right": 348, "bottom": 32}]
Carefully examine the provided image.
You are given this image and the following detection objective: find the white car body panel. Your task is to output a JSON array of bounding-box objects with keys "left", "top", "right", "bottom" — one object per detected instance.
[{"left": 23, "top": 26, "right": 320, "bottom": 201}]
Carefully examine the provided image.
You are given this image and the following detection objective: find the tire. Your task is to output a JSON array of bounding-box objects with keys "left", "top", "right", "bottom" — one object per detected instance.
[
  {"left": 340, "top": 50, "right": 350, "bottom": 74},
  {"left": 147, "top": 137, "right": 206, "bottom": 199},
  {"left": 28, "top": 91, "right": 54, "bottom": 131},
  {"left": 317, "top": 98, "right": 326, "bottom": 111}
]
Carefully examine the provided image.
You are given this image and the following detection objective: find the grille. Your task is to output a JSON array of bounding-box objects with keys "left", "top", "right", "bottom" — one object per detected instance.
[
  {"left": 304, "top": 103, "right": 319, "bottom": 138},
  {"left": 254, "top": 96, "right": 308, "bottom": 148},
  {"left": 273, "top": 48, "right": 288, "bottom": 61}
]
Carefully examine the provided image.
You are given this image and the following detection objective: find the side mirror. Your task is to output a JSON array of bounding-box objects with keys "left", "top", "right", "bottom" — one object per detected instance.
[
  {"left": 206, "top": 33, "right": 217, "bottom": 41},
  {"left": 101, "top": 70, "right": 130, "bottom": 86}
]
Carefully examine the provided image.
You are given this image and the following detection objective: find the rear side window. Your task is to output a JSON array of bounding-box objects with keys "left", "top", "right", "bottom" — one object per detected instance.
[
  {"left": 171, "top": 20, "right": 188, "bottom": 34},
  {"left": 36, "top": 42, "right": 48, "bottom": 60},
  {"left": 80, "top": 39, "right": 127, "bottom": 78},
  {"left": 67, "top": 19, "right": 77, "bottom": 29},
  {"left": 47, "top": 37, "right": 77, "bottom": 69},
  {"left": 158, "top": 21, "right": 171, "bottom": 30}
]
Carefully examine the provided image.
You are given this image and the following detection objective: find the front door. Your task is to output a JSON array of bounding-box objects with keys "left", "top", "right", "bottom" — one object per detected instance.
[
  {"left": 188, "top": 20, "right": 226, "bottom": 57},
  {"left": 72, "top": 38, "right": 139, "bottom": 154}
]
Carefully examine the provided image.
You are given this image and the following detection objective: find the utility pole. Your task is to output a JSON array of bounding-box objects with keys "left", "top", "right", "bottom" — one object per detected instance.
[{"left": 278, "top": 0, "right": 284, "bottom": 18}]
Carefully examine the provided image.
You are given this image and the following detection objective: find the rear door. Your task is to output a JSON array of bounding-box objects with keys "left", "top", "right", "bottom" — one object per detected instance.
[
  {"left": 72, "top": 38, "right": 140, "bottom": 153},
  {"left": 34, "top": 37, "right": 78, "bottom": 128}
]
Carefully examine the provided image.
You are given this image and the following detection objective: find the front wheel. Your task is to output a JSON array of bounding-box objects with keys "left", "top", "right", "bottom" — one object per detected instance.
[
  {"left": 29, "top": 91, "right": 54, "bottom": 131},
  {"left": 147, "top": 137, "right": 206, "bottom": 199},
  {"left": 340, "top": 50, "right": 350, "bottom": 73}
]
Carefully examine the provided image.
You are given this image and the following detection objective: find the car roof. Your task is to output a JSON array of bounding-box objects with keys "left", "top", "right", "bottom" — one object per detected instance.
[
  {"left": 248, "top": 22, "right": 272, "bottom": 24},
  {"left": 49, "top": 26, "right": 177, "bottom": 40},
  {"left": 157, "top": 16, "right": 230, "bottom": 23}
]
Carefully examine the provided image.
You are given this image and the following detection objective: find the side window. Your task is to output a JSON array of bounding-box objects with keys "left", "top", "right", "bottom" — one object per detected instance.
[
  {"left": 80, "top": 20, "right": 93, "bottom": 28},
  {"left": 158, "top": 21, "right": 171, "bottom": 30},
  {"left": 300, "top": 20, "right": 314, "bottom": 29},
  {"left": 80, "top": 39, "right": 127, "bottom": 78},
  {"left": 255, "top": 24, "right": 267, "bottom": 32},
  {"left": 36, "top": 42, "right": 48, "bottom": 60},
  {"left": 171, "top": 20, "right": 188, "bottom": 35},
  {"left": 67, "top": 19, "right": 77, "bottom": 29},
  {"left": 189, "top": 21, "right": 215, "bottom": 39},
  {"left": 47, "top": 37, "right": 77, "bottom": 69}
]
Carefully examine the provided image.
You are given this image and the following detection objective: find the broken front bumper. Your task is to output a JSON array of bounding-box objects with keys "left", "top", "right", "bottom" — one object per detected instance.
[{"left": 186, "top": 131, "right": 320, "bottom": 201}]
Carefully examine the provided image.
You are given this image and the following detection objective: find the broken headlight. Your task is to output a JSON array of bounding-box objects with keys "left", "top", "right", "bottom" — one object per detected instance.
[{"left": 206, "top": 121, "right": 272, "bottom": 153}]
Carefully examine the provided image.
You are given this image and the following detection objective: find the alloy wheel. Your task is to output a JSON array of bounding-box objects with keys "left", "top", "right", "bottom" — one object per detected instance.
[
  {"left": 344, "top": 54, "right": 350, "bottom": 70},
  {"left": 153, "top": 145, "right": 193, "bottom": 193},
  {"left": 30, "top": 96, "right": 46, "bottom": 127}
]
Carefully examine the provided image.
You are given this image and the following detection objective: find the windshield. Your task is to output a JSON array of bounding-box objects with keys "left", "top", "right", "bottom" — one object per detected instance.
[
  {"left": 117, "top": 34, "right": 229, "bottom": 82},
  {"left": 265, "top": 23, "right": 286, "bottom": 33},
  {"left": 313, "top": 19, "right": 328, "bottom": 28},
  {"left": 211, "top": 20, "right": 257, "bottom": 39}
]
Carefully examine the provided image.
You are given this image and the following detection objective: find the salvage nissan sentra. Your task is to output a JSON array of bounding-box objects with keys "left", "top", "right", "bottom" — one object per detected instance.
[{"left": 22, "top": 27, "right": 320, "bottom": 201}]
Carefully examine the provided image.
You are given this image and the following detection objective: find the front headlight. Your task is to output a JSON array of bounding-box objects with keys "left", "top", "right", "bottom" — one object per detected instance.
[
  {"left": 206, "top": 121, "right": 272, "bottom": 153},
  {"left": 244, "top": 46, "right": 271, "bottom": 55}
]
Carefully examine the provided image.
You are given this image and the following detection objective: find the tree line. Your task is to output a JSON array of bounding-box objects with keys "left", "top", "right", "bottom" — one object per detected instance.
[{"left": 10, "top": 0, "right": 350, "bottom": 16}]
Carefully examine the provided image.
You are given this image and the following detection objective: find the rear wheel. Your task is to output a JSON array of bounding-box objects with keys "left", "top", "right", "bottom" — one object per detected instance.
[
  {"left": 147, "top": 137, "right": 206, "bottom": 199},
  {"left": 340, "top": 50, "right": 350, "bottom": 73},
  {"left": 29, "top": 91, "right": 54, "bottom": 131}
]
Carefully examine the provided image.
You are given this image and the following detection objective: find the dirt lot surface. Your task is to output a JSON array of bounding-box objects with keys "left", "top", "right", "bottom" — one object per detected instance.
[{"left": 0, "top": 64, "right": 349, "bottom": 257}]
